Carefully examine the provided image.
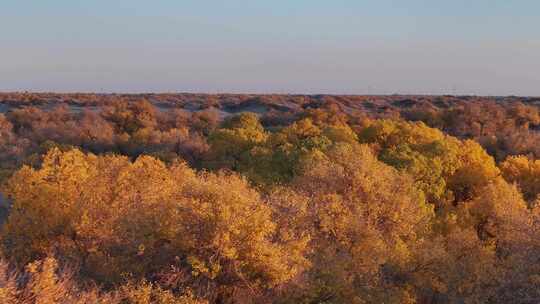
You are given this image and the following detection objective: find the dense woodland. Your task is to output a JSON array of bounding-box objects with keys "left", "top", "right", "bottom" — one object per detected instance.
[{"left": 2, "top": 93, "right": 540, "bottom": 303}]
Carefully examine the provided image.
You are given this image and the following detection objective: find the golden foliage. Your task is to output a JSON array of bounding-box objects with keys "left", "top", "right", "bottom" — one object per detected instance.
[
  {"left": 2, "top": 108, "right": 540, "bottom": 303},
  {"left": 2, "top": 149, "right": 307, "bottom": 301}
]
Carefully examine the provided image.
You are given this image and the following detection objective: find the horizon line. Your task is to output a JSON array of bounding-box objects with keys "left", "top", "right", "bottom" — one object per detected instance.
[{"left": 0, "top": 90, "right": 538, "bottom": 99}]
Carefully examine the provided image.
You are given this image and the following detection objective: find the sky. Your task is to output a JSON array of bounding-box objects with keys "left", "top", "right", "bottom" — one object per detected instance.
[{"left": 1, "top": 0, "right": 539, "bottom": 95}]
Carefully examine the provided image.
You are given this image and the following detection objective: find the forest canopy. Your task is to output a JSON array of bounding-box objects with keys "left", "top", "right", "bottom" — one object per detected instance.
[{"left": 1, "top": 93, "right": 540, "bottom": 303}]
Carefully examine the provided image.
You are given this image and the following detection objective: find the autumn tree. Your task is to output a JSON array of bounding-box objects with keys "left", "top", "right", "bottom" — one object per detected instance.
[
  {"left": 2, "top": 149, "right": 307, "bottom": 302},
  {"left": 500, "top": 155, "right": 540, "bottom": 205},
  {"left": 358, "top": 119, "right": 499, "bottom": 207},
  {"left": 205, "top": 112, "right": 268, "bottom": 172},
  {"left": 276, "top": 143, "right": 433, "bottom": 303}
]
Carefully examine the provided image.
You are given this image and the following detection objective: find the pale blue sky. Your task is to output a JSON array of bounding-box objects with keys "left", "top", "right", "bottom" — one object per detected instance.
[{"left": 1, "top": 1, "right": 539, "bottom": 95}]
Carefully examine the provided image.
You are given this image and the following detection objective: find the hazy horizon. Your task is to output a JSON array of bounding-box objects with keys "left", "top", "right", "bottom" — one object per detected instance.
[
  {"left": 2, "top": 91, "right": 539, "bottom": 98},
  {"left": 2, "top": 1, "right": 539, "bottom": 96}
]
